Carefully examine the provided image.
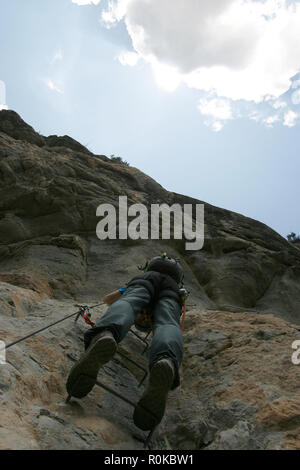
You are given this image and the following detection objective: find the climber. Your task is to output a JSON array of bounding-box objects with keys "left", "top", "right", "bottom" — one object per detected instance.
[{"left": 66, "top": 253, "right": 186, "bottom": 431}]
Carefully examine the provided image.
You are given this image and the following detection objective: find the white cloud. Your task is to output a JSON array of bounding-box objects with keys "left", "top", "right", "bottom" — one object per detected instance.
[
  {"left": 101, "top": 0, "right": 130, "bottom": 26},
  {"left": 291, "top": 88, "right": 300, "bottom": 105},
  {"left": 102, "top": 0, "right": 300, "bottom": 104},
  {"left": 198, "top": 98, "right": 233, "bottom": 120},
  {"left": 117, "top": 50, "right": 139, "bottom": 66},
  {"left": 291, "top": 79, "right": 300, "bottom": 89},
  {"left": 263, "top": 114, "right": 280, "bottom": 127},
  {"left": 151, "top": 61, "right": 181, "bottom": 93},
  {"left": 283, "top": 109, "right": 298, "bottom": 127},
  {"left": 198, "top": 98, "right": 233, "bottom": 131},
  {"left": 272, "top": 100, "right": 287, "bottom": 109},
  {"left": 51, "top": 50, "right": 63, "bottom": 65},
  {"left": 211, "top": 121, "right": 224, "bottom": 132},
  {"left": 45, "top": 79, "right": 63, "bottom": 94},
  {"left": 72, "top": 0, "right": 101, "bottom": 5},
  {"left": 249, "top": 111, "right": 261, "bottom": 122},
  {"left": 99, "top": 0, "right": 300, "bottom": 129}
]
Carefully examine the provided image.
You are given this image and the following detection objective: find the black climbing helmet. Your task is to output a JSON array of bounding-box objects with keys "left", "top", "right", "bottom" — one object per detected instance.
[{"left": 139, "top": 252, "right": 184, "bottom": 285}]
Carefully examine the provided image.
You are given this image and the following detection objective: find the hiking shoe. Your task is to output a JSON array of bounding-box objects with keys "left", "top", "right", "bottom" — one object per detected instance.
[
  {"left": 133, "top": 358, "right": 174, "bottom": 431},
  {"left": 66, "top": 330, "right": 117, "bottom": 398}
]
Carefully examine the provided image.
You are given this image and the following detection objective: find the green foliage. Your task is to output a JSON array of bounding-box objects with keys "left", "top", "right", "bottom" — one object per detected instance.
[
  {"left": 110, "top": 154, "right": 130, "bottom": 166},
  {"left": 287, "top": 232, "right": 300, "bottom": 243}
]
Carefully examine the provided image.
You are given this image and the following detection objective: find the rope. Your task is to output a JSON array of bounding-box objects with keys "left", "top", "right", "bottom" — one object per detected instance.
[{"left": 0, "top": 302, "right": 105, "bottom": 352}]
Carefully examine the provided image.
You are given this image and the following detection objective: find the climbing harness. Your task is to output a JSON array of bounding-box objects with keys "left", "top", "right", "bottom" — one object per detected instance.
[
  {"left": 134, "top": 288, "right": 189, "bottom": 334},
  {"left": 134, "top": 307, "right": 153, "bottom": 333},
  {"left": 136, "top": 252, "right": 188, "bottom": 332}
]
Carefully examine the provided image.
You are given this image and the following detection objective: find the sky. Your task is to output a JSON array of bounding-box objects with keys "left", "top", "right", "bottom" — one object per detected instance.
[{"left": 0, "top": 0, "right": 300, "bottom": 238}]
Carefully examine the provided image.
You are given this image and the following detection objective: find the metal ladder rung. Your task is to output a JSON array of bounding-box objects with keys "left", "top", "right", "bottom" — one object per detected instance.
[
  {"left": 115, "top": 349, "right": 148, "bottom": 387},
  {"left": 94, "top": 379, "right": 157, "bottom": 449},
  {"left": 95, "top": 379, "right": 136, "bottom": 407}
]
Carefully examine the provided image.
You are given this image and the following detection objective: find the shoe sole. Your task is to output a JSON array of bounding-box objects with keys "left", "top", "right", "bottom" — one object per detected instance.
[
  {"left": 66, "top": 336, "right": 117, "bottom": 398},
  {"left": 133, "top": 360, "right": 174, "bottom": 431}
]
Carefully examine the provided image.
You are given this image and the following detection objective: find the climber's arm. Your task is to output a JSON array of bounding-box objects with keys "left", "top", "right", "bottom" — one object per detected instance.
[{"left": 103, "top": 286, "right": 127, "bottom": 305}]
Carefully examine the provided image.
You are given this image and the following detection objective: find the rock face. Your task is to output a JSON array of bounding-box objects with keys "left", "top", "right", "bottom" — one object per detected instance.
[
  {"left": 166, "top": 310, "right": 300, "bottom": 450},
  {"left": 0, "top": 109, "right": 299, "bottom": 450}
]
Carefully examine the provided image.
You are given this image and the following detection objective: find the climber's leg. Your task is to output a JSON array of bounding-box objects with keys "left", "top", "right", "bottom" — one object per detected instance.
[
  {"left": 133, "top": 297, "right": 183, "bottom": 430},
  {"left": 66, "top": 285, "right": 151, "bottom": 398},
  {"left": 84, "top": 285, "right": 151, "bottom": 348},
  {"left": 149, "top": 297, "right": 183, "bottom": 389}
]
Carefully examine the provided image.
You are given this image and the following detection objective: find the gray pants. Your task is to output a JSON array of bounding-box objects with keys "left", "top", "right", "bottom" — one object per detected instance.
[{"left": 84, "top": 285, "right": 184, "bottom": 389}]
